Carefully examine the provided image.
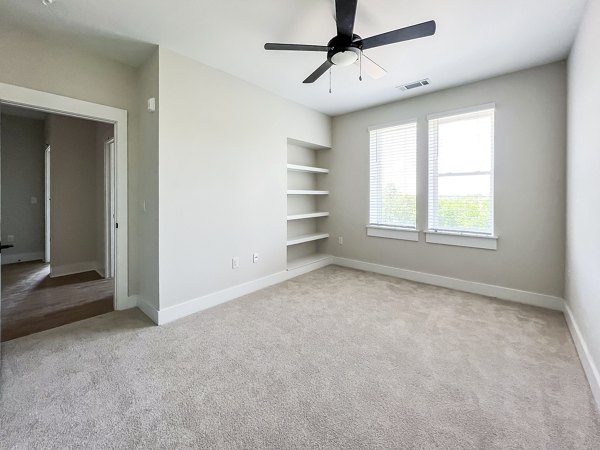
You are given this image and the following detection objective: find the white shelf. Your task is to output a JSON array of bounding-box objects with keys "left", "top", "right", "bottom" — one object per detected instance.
[
  {"left": 287, "top": 190, "right": 329, "bottom": 195},
  {"left": 287, "top": 212, "right": 329, "bottom": 221},
  {"left": 287, "top": 164, "right": 329, "bottom": 174},
  {"left": 287, "top": 253, "right": 331, "bottom": 271},
  {"left": 287, "top": 232, "right": 329, "bottom": 246}
]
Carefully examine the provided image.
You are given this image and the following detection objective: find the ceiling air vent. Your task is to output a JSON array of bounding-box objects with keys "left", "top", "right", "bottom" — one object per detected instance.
[{"left": 397, "top": 79, "right": 431, "bottom": 91}]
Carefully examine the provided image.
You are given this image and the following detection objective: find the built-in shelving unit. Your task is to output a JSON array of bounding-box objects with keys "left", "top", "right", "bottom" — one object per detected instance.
[
  {"left": 287, "top": 190, "right": 329, "bottom": 195},
  {"left": 286, "top": 253, "right": 331, "bottom": 271},
  {"left": 286, "top": 138, "right": 331, "bottom": 270},
  {"left": 287, "top": 164, "right": 330, "bottom": 174},
  {"left": 287, "top": 212, "right": 330, "bottom": 221},
  {"left": 287, "top": 232, "right": 330, "bottom": 246}
]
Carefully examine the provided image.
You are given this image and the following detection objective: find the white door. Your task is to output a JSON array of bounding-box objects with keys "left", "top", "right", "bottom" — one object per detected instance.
[
  {"left": 44, "top": 145, "right": 51, "bottom": 263},
  {"left": 104, "top": 139, "right": 115, "bottom": 279}
]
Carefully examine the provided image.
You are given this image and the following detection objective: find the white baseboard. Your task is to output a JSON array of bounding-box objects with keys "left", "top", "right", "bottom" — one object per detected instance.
[
  {"left": 564, "top": 303, "right": 600, "bottom": 408},
  {"left": 156, "top": 256, "right": 332, "bottom": 325},
  {"left": 1, "top": 251, "right": 44, "bottom": 265},
  {"left": 332, "top": 257, "right": 564, "bottom": 311},
  {"left": 137, "top": 296, "right": 159, "bottom": 324},
  {"left": 50, "top": 261, "right": 98, "bottom": 278}
]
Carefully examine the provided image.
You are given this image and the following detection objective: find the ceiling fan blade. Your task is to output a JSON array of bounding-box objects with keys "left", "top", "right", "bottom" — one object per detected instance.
[
  {"left": 359, "top": 53, "right": 387, "bottom": 79},
  {"left": 303, "top": 60, "right": 334, "bottom": 84},
  {"left": 336, "top": 0, "right": 358, "bottom": 38},
  {"left": 264, "top": 43, "right": 330, "bottom": 52},
  {"left": 361, "top": 20, "right": 436, "bottom": 50}
]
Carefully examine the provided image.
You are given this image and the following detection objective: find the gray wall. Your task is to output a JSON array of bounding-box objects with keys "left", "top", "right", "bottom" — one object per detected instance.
[
  {"left": 156, "top": 48, "right": 331, "bottom": 309},
  {"left": 1, "top": 114, "right": 45, "bottom": 262},
  {"left": 566, "top": 0, "right": 600, "bottom": 399},
  {"left": 48, "top": 114, "right": 98, "bottom": 273},
  {"left": 322, "top": 62, "right": 566, "bottom": 297},
  {"left": 137, "top": 49, "right": 160, "bottom": 309}
]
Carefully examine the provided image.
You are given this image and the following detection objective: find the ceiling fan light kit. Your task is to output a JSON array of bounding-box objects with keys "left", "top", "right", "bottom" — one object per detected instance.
[
  {"left": 330, "top": 48, "right": 360, "bottom": 67},
  {"left": 264, "top": 0, "right": 436, "bottom": 85}
]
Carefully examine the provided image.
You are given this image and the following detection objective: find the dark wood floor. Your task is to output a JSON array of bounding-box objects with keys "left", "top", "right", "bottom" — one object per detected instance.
[{"left": 1, "top": 261, "right": 114, "bottom": 341}]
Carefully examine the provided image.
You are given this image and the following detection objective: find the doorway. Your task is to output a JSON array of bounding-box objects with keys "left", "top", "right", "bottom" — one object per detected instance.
[
  {"left": 1, "top": 107, "right": 117, "bottom": 341},
  {"left": 0, "top": 82, "right": 129, "bottom": 344}
]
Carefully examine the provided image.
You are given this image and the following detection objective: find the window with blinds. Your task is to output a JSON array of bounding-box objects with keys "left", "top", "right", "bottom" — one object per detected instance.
[
  {"left": 428, "top": 106, "right": 495, "bottom": 235},
  {"left": 369, "top": 120, "right": 417, "bottom": 229}
]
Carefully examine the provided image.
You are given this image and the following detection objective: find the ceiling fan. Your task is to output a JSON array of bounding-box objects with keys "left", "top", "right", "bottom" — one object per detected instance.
[{"left": 264, "top": 0, "right": 436, "bottom": 84}]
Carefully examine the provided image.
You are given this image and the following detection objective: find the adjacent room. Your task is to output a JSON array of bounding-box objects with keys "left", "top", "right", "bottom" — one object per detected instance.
[
  {"left": 0, "top": 0, "right": 599, "bottom": 448},
  {"left": 0, "top": 105, "right": 116, "bottom": 341}
]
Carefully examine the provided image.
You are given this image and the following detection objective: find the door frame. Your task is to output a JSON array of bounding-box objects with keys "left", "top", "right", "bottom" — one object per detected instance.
[
  {"left": 0, "top": 82, "right": 130, "bottom": 310},
  {"left": 104, "top": 138, "right": 116, "bottom": 279},
  {"left": 44, "top": 145, "right": 51, "bottom": 263}
]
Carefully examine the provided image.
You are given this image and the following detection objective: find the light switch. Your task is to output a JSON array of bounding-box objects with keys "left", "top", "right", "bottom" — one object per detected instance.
[
  {"left": 147, "top": 97, "right": 156, "bottom": 113},
  {"left": 31, "top": 196, "right": 38, "bottom": 204},
  {"left": 7, "top": 235, "right": 14, "bottom": 243}
]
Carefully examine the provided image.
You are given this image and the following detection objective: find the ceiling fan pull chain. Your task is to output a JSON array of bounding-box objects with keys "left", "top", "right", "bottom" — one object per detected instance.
[
  {"left": 329, "top": 68, "right": 332, "bottom": 94},
  {"left": 359, "top": 52, "right": 363, "bottom": 81}
]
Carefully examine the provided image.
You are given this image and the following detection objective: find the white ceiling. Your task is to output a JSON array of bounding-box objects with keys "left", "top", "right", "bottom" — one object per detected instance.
[{"left": 0, "top": 0, "right": 587, "bottom": 116}]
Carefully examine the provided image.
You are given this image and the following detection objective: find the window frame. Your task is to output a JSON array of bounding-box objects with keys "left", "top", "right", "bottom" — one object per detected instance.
[
  {"left": 427, "top": 104, "right": 496, "bottom": 244},
  {"left": 367, "top": 118, "right": 419, "bottom": 240}
]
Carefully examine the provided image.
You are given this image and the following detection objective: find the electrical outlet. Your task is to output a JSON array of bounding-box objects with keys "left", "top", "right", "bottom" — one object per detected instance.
[
  {"left": 232, "top": 257, "right": 240, "bottom": 269},
  {"left": 338, "top": 236, "right": 343, "bottom": 245},
  {"left": 253, "top": 253, "right": 259, "bottom": 263},
  {"left": 7, "top": 235, "right": 14, "bottom": 243}
]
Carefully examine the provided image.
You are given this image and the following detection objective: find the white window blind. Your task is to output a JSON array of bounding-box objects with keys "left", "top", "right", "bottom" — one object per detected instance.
[
  {"left": 428, "top": 106, "right": 495, "bottom": 235},
  {"left": 369, "top": 121, "right": 417, "bottom": 229}
]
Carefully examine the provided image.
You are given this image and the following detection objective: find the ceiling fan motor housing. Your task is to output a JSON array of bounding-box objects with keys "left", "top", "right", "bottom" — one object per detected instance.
[{"left": 327, "top": 34, "right": 362, "bottom": 66}]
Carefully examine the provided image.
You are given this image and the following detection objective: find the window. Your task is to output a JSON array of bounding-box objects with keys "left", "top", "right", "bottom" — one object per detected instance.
[
  {"left": 369, "top": 120, "right": 417, "bottom": 230},
  {"left": 428, "top": 106, "right": 495, "bottom": 236}
]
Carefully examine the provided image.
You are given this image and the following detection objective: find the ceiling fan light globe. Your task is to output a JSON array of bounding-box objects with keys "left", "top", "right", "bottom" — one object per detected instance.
[{"left": 331, "top": 51, "right": 359, "bottom": 67}]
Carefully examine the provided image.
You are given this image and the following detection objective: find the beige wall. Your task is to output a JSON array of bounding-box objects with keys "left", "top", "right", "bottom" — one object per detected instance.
[
  {"left": 566, "top": 0, "right": 600, "bottom": 400},
  {"left": 157, "top": 48, "right": 331, "bottom": 309},
  {"left": 322, "top": 62, "right": 566, "bottom": 298},
  {"left": 136, "top": 49, "right": 160, "bottom": 309},
  {"left": 0, "top": 22, "right": 141, "bottom": 292},
  {"left": 0, "top": 114, "right": 46, "bottom": 262},
  {"left": 48, "top": 115, "right": 98, "bottom": 272}
]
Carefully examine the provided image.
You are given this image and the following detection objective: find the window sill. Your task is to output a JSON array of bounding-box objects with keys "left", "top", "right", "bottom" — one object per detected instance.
[
  {"left": 425, "top": 231, "right": 498, "bottom": 250},
  {"left": 367, "top": 225, "right": 419, "bottom": 242}
]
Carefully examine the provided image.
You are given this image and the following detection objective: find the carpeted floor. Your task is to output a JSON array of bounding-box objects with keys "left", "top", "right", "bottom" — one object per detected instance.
[
  {"left": 1, "top": 261, "right": 114, "bottom": 341},
  {"left": 1, "top": 266, "right": 599, "bottom": 448}
]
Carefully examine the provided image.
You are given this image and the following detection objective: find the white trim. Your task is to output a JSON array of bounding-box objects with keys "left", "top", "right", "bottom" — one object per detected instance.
[
  {"left": 425, "top": 231, "right": 498, "bottom": 250},
  {"left": 1, "top": 251, "right": 45, "bottom": 265},
  {"left": 564, "top": 304, "right": 600, "bottom": 408},
  {"left": 0, "top": 82, "right": 129, "bottom": 310},
  {"left": 50, "top": 261, "right": 98, "bottom": 278},
  {"left": 287, "top": 253, "right": 331, "bottom": 271},
  {"left": 332, "top": 257, "right": 564, "bottom": 311},
  {"left": 368, "top": 117, "right": 418, "bottom": 132},
  {"left": 367, "top": 226, "right": 419, "bottom": 242},
  {"left": 156, "top": 256, "right": 332, "bottom": 325},
  {"left": 427, "top": 103, "right": 496, "bottom": 121},
  {"left": 137, "top": 296, "right": 159, "bottom": 324}
]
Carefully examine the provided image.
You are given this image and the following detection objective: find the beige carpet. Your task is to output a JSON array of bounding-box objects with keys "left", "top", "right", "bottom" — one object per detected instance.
[{"left": 1, "top": 266, "right": 599, "bottom": 448}]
